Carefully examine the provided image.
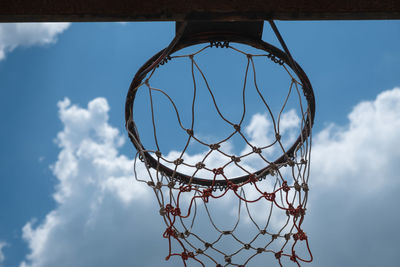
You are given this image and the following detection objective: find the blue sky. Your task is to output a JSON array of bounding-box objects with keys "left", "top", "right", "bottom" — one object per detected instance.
[{"left": 0, "top": 21, "right": 399, "bottom": 267}]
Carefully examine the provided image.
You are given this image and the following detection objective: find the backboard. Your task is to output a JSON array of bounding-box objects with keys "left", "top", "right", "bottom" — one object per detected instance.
[{"left": 1, "top": 0, "right": 400, "bottom": 22}]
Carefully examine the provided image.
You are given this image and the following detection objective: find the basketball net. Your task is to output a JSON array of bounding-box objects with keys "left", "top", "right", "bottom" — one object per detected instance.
[{"left": 126, "top": 21, "right": 314, "bottom": 267}]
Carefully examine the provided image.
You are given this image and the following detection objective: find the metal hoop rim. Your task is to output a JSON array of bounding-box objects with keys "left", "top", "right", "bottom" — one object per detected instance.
[{"left": 125, "top": 32, "right": 315, "bottom": 187}]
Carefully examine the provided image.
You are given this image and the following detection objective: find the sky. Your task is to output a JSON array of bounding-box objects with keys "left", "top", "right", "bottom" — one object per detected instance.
[{"left": 0, "top": 21, "right": 399, "bottom": 267}]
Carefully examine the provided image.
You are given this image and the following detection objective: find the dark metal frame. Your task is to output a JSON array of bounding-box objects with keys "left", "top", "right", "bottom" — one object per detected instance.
[{"left": 1, "top": 0, "right": 400, "bottom": 22}]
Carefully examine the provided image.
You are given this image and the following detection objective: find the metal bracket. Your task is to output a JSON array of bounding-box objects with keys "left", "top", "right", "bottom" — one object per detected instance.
[{"left": 176, "top": 21, "right": 264, "bottom": 41}]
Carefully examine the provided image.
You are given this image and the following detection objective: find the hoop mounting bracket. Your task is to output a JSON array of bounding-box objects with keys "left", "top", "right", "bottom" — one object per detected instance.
[{"left": 176, "top": 21, "right": 264, "bottom": 42}]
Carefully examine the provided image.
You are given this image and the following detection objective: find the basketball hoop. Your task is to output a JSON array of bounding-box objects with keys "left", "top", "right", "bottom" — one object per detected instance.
[{"left": 126, "top": 21, "right": 315, "bottom": 266}]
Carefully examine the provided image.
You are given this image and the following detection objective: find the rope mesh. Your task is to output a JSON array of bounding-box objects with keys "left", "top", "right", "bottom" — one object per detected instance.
[{"left": 129, "top": 42, "right": 313, "bottom": 266}]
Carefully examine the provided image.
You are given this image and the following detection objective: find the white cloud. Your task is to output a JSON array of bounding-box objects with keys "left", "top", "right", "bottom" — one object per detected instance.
[
  {"left": 312, "top": 87, "right": 400, "bottom": 191},
  {"left": 0, "top": 242, "right": 7, "bottom": 267},
  {"left": 20, "top": 87, "right": 400, "bottom": 267},
  {"left": 20, "top": 98, "right": 161, "bottom": 267},
  {"left": 308, "top": 87, "right": 400, "bottom": 266},
  {"left": 244, "top": 113, "right": 273, "bottom": 147},
  {"left": 0, "top": 23, "right": 70, "bottom": 60}
]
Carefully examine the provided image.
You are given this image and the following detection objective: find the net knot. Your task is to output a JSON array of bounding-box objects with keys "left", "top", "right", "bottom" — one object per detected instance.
[
  {"left": 204, "top": 242, "right": 212, "bottom": 248},
  {"left": 213, "top": 168, "right": 224, "bottom": 175},
  {"left": 159, "top": 207, "right": 167, "bottom": 216},
  {"left": 223, "top": 230, "right": 232, "bottom": 235},
  {"left": 202, "top": 188, "right": 213, "bottom": 202},
  {"left": 209, "top": 143, "right": 220, "bottom": 150},
  {"left": 272, "top": 234, "right": 278, "bottom": 240},
  {"left": 282, "top": 181, "right": 290, "bottom": 192},
  {"left": 257, "top": 248, "right": 265, "bottom": 254},
  {"left": 155, "top": 150, "right": 162, "bottom": 158},
  {"left": 186, "top": 129, "right": 194, "bottom": 136},
  {"left": 224, "top": 256, "right": 231, "bottom": 263},
  {"left": 195, "top": 162, "right": 205, "bottom": 169},
  {"left": 290, "top": 251, "right": 297, "bottom": 262},
  {"left": 244, "top": 244, "right": 251, "bottom": 250},
  {"left": 287, "top": 204, "right": 305, "bottom": 217},
  {"left": 167, "top": 181, "right": 176, "bottom": 189},
  {"left": 275, "top": 251, "right": 283, "bottom": 259},
  {"left": 233, "top": 124, "right": 241, "bottom": 131},
  {"left": 155, "top": 181, "right": 162, "bottom": 189},
  {"left": 302, "top": 182, "right": 309, "bottom": 192},
  {"left": 174, "top": 158, "right": 184, "bottom": 165},
  {"left": 181, "top": 251, "right": 193, "bottom": 261},
  {"left": 180, "top": 185, "right": 192, "bottom": 192},
  {"left": 163, "top": 226, "right": 177, "bottom": 238},
  {"left": 293, "top": 230, "right": 307, "bottom": 241},
  {"left": 147, "top": 181, "right": 155, "bottom": 187},
  {"left": 287, "top": 159, "right": 295, "bottom": 167},
  {"left": 165, "top": 204, "right": 174, "bottom": 213},
  {"left": 252, "top": 146, "right": 262, "bottom": 154},
  {"left": 287, "top": 204, "right": 295, "bottom": 216},
  {"left": 269, "top": 163, "right": 278, "bottom": 176},
  {"left": 231, "top": 156, "right": 241, "bottom": 162},
  {"left": 294, "top": 182, "right": 301, "bottom": 191},
  {"left": 260, "top": 229, "right": 266, "bottom": 235},
  {"left": 184, "top": 230, "right": 190, "bottom": 237},
  {"left": 275, "top": 133, "right": 281, "bottom": 141},
  {"left": 263, "top": 192, "right": 275, "bottom": 201},
  {"left": 270, "top": 162, "right": 278, "bottom": 170},
  {"left": 227, "top": 181, "right": 239, "bottom": 192},
  {"left": 284, "top": 233, "right": 291, "bottom": 241}
]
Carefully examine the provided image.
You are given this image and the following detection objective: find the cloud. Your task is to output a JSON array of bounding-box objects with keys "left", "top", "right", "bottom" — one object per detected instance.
[
  {"left": 0, "top": 23, "right": 70, "bottom": 60},
  {"left": 20, "top": 98, "right": 165, "bottom": 267},
  {"left": 308, "top": 87, "right": 400, "bottom": 266},
  {"left": 20, "top": 87, "right": 400, "bottom": 267},
  {"left": 312, "top": 87, "right": 400, "bottom": 190},
  {"left": 0, "top": 242, "right": 7, "bottom": 267}
]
